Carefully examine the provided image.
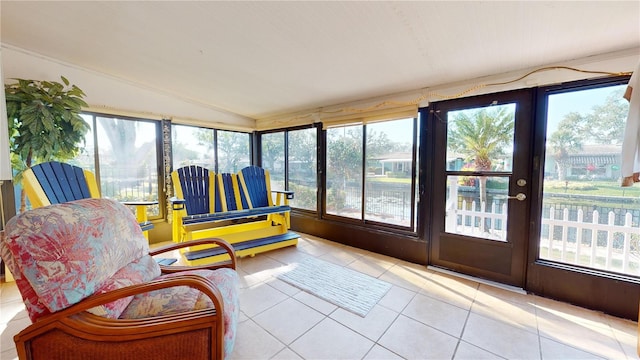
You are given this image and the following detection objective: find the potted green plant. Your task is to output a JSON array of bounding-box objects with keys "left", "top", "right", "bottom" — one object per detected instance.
[{"left": 4, "top": 76, "right": 89, "bottom": 212}]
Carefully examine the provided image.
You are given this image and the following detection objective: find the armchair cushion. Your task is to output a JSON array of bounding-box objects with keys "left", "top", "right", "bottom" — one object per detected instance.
[
  {"left": 86, "top": 254, "right": 161, "bottom": 318},
  {"left": 1, "top": 197, "right": 240, "bottom": 359},
  {"left": 1, "top": 198, "right": 153, "bottom": 321},
  {"left": 121, "top": 268, "right": 240, "bottom": 354}
]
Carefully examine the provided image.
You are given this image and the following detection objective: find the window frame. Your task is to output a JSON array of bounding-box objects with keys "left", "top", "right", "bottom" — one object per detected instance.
[
  {"left": 322, "top": 117, "right": 420, "bottom": 233},
  {"left": 258, "top": 124, "right": 321, "bottom": 214},
  {"left": 80, "top": 111, "right": 165, "bottom": 220},
  {"left": 170, "top": 123, "right": 253, "bottom": 173}
]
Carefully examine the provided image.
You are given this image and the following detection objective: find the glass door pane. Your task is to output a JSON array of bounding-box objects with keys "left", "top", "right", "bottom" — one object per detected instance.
[
  {"left": 446, "top": 175, "right": 509, "bottom": 241},
  {"left": 445, "top": 104, "right": 515, "bottom": 241}
]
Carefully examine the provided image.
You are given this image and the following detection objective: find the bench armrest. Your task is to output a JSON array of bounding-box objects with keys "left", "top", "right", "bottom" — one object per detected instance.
[
  {"left": 121, "top": 201, "right": 159, "bottom": 231},
  {"left": 272, "top": 190, "right": 294, "bottom": 200},
  {"left": 169, "top": 196, "right": 186, "bottom": 210},
  {"left": 150, "top": 238, "right": 237, "bottom": 271},
  {"left": 121, "top": 200, "right": 159, "bottom": 206}
]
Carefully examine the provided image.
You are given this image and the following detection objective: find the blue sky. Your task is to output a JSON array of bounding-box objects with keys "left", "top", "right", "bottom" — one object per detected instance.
[{"left": 547, "top": 84, "right": 627, "bottom": 135}]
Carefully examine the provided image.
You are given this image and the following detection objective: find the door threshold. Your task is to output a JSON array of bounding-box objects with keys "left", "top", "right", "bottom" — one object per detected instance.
[{"left": 427, "top": 266, "right": 526, "bottom": 295}]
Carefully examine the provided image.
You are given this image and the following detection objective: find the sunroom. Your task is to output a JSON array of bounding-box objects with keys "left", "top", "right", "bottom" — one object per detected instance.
[{"left": 1, "top": 2, "right": 640, "bottom": 359}]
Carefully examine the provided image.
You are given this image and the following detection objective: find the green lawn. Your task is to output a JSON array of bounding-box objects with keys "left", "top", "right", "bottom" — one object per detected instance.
[
  {"left": 368, "top": 177, "right": 412, "bottom": 184},
  {"left": 368, "top": 177, "right": 640, "bottom": 200},
  {"left": 543, "top": 180, "right": 640, "bottom": 197}
]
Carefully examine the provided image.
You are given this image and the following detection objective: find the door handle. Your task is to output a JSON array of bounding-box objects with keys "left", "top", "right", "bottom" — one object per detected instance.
[{"left": 507, "top": 193, "right": 527, "bottom": 201}]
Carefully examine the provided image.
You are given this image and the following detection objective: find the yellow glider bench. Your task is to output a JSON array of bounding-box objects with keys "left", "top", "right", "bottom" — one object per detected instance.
[
  {"left": 22, "top": 161, "right": 157, "bottom": 239},
  {"left": 171, "top": 165, "right": 298, "bottom": 264}
]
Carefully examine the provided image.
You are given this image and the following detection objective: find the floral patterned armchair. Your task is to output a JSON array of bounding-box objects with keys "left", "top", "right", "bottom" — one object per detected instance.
[{"left": 0, "top": 198, "right": 239, "bottom": 360}]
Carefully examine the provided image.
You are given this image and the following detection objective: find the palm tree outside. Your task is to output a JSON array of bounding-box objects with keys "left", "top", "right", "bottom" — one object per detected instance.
[{"left": 447, "top": 105, "right": 515, "bottom": 204}]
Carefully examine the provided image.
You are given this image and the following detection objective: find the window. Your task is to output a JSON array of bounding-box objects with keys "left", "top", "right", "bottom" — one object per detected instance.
[
  {"left": 326, "top": 125, "right": 363, "bottom": 219},
  {"left": 325, "top": 117, "right": 418, "bottom": 229},
  {"left": 96, "top": 115, "right": 160, "bottom": 215},
  {"left": 69, "top": 113, "right": 162, "bottom": 218},
  {"left": 260, "top": 127, "right": 318, "bottom": 211},
  {"left": 69, "top": 114, "right": 97, "bottom": 172},
  {"left": 217, "top": 130, "right": 251, "bottom": 173},
  {"left": 538, "top": 82, "right": 638, "bottom": 276},
  {"left": 261, "top": 132, "right": 285, "bottom": 191},
  {"left": 288, "top": 128, "right": 318, "bottom": 211},
  {"left": 171, "top": 125, "right": 251, "bottom": 173},
  {"left": 365, "top": 120, "right": 416, "bottom": 226},
  {"left": 172, "top": 125, "right": 215, "bottom": 169}
]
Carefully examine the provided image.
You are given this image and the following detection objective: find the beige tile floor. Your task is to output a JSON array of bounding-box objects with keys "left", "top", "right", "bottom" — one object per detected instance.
[{"left": 1, "top": 233, "right": 638, "bottom": 359}]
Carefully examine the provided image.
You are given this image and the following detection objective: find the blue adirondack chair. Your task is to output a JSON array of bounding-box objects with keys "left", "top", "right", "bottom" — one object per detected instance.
[{"left": 22, "top": 161, "right": 156, "bottom": 238}]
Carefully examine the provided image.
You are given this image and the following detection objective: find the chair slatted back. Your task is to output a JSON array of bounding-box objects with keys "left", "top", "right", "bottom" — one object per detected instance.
[
  {"left": 31, "top": 162, "right": 92, "bottom": 204},
  {"left": 25, "top": 161, "right": 154, "bottom": 238},
  {"left": 174, "top": 166, "right": 221, "bottom": 216},
  {"left": 238, "top": 166, "right": 273, "bottom": 209},
  {"left": 218, "top": 173, "right": 242, "bottom": 211}
]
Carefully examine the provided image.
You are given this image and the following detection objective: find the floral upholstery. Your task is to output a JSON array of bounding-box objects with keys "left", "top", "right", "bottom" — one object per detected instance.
[
  {"left": 1, "top": 198, "right": 148, "bottom": 321},
  {"left": 120, "top": 268, "right": 240, "bottom": 356},
  {"left": 0, "top": 197, "right": 239, "bottom": 357},
  {"left": 86, "top": 254, "right": 161, "bottom": 318}
]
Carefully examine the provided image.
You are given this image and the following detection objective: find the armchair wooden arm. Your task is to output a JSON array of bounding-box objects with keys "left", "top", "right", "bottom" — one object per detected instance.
[{"left": 14, "top": 274, "right": 227, "bottom": 360}]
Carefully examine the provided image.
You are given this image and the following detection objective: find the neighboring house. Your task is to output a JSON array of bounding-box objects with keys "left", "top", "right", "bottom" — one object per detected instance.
[
  {"left": 370, "top": 152, "right": 412, "bottom": 176},
  {"left": 546, "top": 144, "right": 621, "bottom": 180},
  {"left": 382, "top": 144, "right": 621, "bottom": 181}
]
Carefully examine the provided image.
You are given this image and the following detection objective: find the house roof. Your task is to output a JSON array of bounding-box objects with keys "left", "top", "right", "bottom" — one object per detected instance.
[{"left": 372, "top": 152, "right": 412, "bottom": 162}]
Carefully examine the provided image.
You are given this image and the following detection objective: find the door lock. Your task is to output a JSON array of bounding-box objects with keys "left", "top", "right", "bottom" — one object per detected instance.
[{"left": 507, "top": 193, "right": 527, "bottom": 201}]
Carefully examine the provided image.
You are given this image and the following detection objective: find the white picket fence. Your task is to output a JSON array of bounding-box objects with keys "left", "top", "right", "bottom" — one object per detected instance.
[
  {"left": 448, "top": 203, "right": 640, "bottom": 276},
  {"left": 542, "top": 207, "right": 640, "bottom": 275},
  {"left": 447, "top": 200, "right": 508, "bottom": 241}
]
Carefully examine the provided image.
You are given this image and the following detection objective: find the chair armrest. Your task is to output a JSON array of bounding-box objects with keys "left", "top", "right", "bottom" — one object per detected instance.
[
  {"left": 120, "top": 200, "right": 159, "bottom": 206},
  {"left": 13, "top": 274, "right": 228, "bottom": 360},
  {"left": 150, "top": 238, "right": 237, "bottom": 271},
  {"left": 121, "top": 201, "right": 159, "bottom": 229},
  {"left": 169, "top": 196, "right": 186, "bottom": 210},
  {"left": 272, "top": 190, "right": 294, "bottom": 200},
  {"left": 34, "top": 274, "right": 224, "bottom": 322}
]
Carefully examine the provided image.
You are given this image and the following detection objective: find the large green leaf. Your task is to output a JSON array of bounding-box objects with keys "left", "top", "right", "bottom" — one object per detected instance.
[{"left": 4, "top": 77, "right": 89, "bottom": 173}]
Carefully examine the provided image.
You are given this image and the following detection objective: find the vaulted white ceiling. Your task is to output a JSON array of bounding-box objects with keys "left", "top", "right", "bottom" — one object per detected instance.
[{"left": 1, "top": 1, "right": 639, "bottom": 123}]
